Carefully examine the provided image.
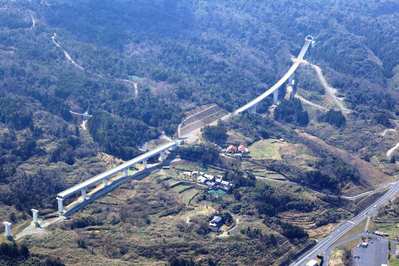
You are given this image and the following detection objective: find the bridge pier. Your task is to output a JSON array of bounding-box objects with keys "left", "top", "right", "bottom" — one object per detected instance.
[
  {"left": 57, "top": 197, "right": 64, "bottom": 216},
  {"left": 249, "top": 104, "right": 257, "bottom": 114},
  {"left": 81, "top": 188, "right": 88, "bottom": 201},
  {"left": 291, "top": 79, "right": 297, "bottom": 98},
  {"left": 159, "top": 151, "right": 168, "bottom": 162},
  {"left": 54, "top": 141, "right": 181, "bottom": 217},
  {"left": 102, "top": 177, "right": 109, "bottom": 187},
  {"left": 31, "top": 209, "right": 39, "bottom": 226},
  {"left": 3, "top": 222, "right": 12, "bottom": 238},
  {"left": 285, "top": 79, "right": 297, "bottom": 101},
  {"left": 273, "top": 89, "right": 279, "bottom": 104}
]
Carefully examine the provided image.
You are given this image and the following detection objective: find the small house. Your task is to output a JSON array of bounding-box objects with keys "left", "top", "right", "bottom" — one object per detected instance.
[
  {"left": 197, "top": 176, "right": 207, "bottom": 184},
  {"left": 305, "top": 260, "right": 319, "bottom": 266},
  {"left": 238, "top": 144, "right": 249, "bottom": 154},
  {"left": 221, "top": 180, "right": 232, "bottom": 187},
  {"left": 205, "top": 181, "right": 216, "bottom": 188},
  {"left": 204, "top": 174, "right": 215, "bottom": 181},
  {"left": 191, "top": 171, "right": 199, "bottom": 178},
  {"left": 226, "top": 145, "right": 237, "bottom": 154},
  {"left": 221, "top": 185, "right": 232, "bottom": 192},
  {"left": 209, "top": 215, "right": 223, "bottom": 228}
]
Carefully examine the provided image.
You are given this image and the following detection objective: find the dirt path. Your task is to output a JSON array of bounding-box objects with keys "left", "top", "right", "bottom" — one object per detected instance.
[
  {"left": 295, "top": 94, "right": 328, "bottom": 111},
  {"left": 81, "top": 119, "right": 88, "bottom": 131},
  {"left": 381, "top": 128, "right": 396, "bottom": 137},
  {"left": 217, "top": 217, "right": 240, "bottom": 238},
  {"left": 30, "top": 13, "right": 36, "bottom": 29},
  {"left": 379, "top": 126, "right": 399, "bottom": 160},
  {"left": 15, "top": 217, "right": 62, "bottom": 241},
  {"left": 118, "top": 79, "right": 139, "bottom": 98},
  {"left": 387, "top": 143, "right": 399, "bottom": 160},
  {"left": 304, "top": 62, "right": 351, "bottom": 114},
  {"left": 51, "top": 33, "right": 85, "bottom": 71}
]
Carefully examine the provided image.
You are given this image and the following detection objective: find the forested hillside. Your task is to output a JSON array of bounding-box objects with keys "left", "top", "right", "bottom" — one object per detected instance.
[
  {"left": 2, "top": 0, "right": 399, "bottom": 159},
  {"left": 1, "top": 0, "right": 399, "bottom": 264}
]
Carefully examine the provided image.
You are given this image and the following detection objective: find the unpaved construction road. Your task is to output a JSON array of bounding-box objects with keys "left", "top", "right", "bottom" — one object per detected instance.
[{"left": 304, "top": 61, "right": 351, "bottom": 115}]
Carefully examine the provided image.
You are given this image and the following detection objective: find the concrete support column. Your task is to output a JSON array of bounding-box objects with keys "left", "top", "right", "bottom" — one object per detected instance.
[
  {"left": 57, "top": 197, "right": 64, "bottom": 216},
  {"left": 31, "top": 209, "right": 39, "bottom": 225},
  {"left": 159, "top": 151, "right": 168, "bottom": 162},
  {"left": 3, "top": 222, "right": 12, "bottom": 238},
  {"left": 123, "top": 168, "right": 129, "bottom": 177},
  {"left": 81, "top": 188, "right": 87, "bottom": 201},
  {"left": 291, "top": 79, "right": 297, "bottom": 99},
  {"left": 249, "top": 104, "right": 257, "bottom": 114},
  {"left": 273, "top": 89, "right": 279, "bottom": 104},
  {"left": 102, "top": 177, "right": 109, "bottom": 187},
  {"left": 143, "top": 159, "right": 148, "bottom": 169}
]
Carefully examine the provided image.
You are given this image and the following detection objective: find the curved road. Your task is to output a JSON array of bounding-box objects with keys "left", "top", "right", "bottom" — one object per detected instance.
[
  {"left": 295, "top": 94, "right": 328, "bottom": 112},
  {"left": 291, "top": 180, "right": 399, "bottom": 266},
  {"left": 51, "top": 33, "right": 85, "bottom": 71},
  {"left": 305, "top": 62, "right": 351, "bottom": 115},
  {"left": 234, "top": 36, "right": 313, "bottom": 115}
]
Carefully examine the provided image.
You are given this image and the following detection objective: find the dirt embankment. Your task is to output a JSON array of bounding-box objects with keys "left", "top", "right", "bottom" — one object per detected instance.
[{"left": 297, "top": 131, "right": 393, "bottom": 192}]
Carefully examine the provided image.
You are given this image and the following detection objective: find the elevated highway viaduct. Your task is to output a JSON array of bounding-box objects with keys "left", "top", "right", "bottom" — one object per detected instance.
[
  {"left": 234, "top": 35, "right": 313, "bottom": 115},
  {"left": 55, "top": 35, "right": 314, "bottom": 217},
  {"left": 21, "top": 35, "right": 313, "bottom": 222},
  {"left": 57, "top": 36, "right": 313, "bottom": 217},
  {"left": 56, "top": 140, "right": 179, "bottom": 216},
  {"left": 5, "top": 35, "right": 315, "bottom": 240}
]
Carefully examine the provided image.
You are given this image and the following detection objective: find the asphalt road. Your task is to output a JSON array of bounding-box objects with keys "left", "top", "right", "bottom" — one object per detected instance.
[
  {"left": 291, "top": 180, "right": 399, "bottom": 266},
  {"left": 352, "top": 236, "right": 388, "bottom": 266}
]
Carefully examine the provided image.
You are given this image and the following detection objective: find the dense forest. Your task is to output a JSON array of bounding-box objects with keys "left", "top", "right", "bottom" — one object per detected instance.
[{"left": 0, "top": 0, "right": 399, "bottom": 264}]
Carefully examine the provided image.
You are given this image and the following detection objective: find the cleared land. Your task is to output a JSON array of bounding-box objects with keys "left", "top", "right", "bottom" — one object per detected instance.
[
  {"left": 297, "top": 131, "right": 394, "bottom": 193},
  {"left": 249, "top": 139, "right": 282, "bottom": 160},
  {"left": 328, "top": 248, "right": 346, "bottom": 266},
  {"left": 179, "top": 104, "right": 228, "bottom": 139}
]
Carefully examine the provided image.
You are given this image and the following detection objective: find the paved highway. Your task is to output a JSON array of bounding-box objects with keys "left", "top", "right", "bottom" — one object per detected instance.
[{"left": 291, "top": 180, "right": 399, "bottom": 266}]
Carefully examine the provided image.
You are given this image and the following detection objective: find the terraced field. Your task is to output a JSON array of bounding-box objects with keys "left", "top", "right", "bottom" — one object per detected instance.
[{"left": 157, "top": 176, "right": 201, "bottom": 205}]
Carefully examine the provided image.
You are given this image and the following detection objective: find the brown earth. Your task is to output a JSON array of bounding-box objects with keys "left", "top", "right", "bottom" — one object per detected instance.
[{"left": 297, "top": 131, "right": 394, "bottom": 193}]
